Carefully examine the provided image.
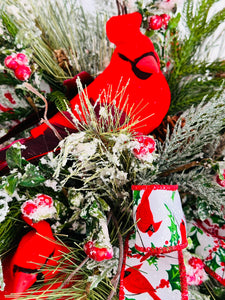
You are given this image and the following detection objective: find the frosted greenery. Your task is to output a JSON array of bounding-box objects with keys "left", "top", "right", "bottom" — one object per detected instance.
[{"left": 2, "top": 0, "right": 113, "bottom": 80}]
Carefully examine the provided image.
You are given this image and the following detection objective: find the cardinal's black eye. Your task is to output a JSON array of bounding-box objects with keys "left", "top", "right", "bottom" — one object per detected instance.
[
  {"left": 118, "top": 52, "right": 158, "bottom": 80},
  {"left": 13, "top": 264, "right": 38, "bottom": 274}
]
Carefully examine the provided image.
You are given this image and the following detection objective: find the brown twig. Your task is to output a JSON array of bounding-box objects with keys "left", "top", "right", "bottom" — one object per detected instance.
[
  {"left": 26, "top": 95, "right": 38, "bottom": 112},
  {"left": 24, "top": 83, "right": 63, "bottom": 141},
  {"left": 107, "top": 212, "right": 124, "bottom": 300},
  {"left": 59, "top": 256, "right": 89, "bottom": 289},
  {"left": 116, "top": 0, "right": 127, "bottom": 15},
  {"left": 158, "top": 159, "right": 208, "bottom": 177}
]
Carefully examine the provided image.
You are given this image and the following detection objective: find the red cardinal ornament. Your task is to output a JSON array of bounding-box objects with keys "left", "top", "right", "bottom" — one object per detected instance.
[
  {"left": 31, "top": 12, "right": 170, "bottom": 138},
  {"left": 136, "top": 189, "right": 162, "bottom": 237},
  {"left": 0, "top": 12, "right": 170, "bottom": 173},
  {"left": 123, "top": 264, "right": 161, "bottom": 300},
  {"left": 0, "top": 216, "right": 70, "bottom": 299}
]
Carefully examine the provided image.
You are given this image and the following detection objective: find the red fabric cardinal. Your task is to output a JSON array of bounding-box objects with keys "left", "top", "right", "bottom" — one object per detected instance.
[
  {"left": 30, "top": 12, "right": 170, "bottom": 138},
  {"left": 0, "top": 216, "right": 70, "bottom": 299},
  {"left": 0, "top": 12, "right": 170, "bottom": 174},
  {"left": 123, "top": 263, "right": 161, "bottom": 300},
  {"left": 136, "top": 189, "right": 162, "bottom": 237}
]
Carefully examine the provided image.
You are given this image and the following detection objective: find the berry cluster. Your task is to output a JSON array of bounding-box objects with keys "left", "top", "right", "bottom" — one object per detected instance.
[
  {"left": 4, "top": 53, "right": 31, "bottom": 81},
  {"left": 133, "top": 135, "right": 156, "bottom": 162},
  {"left": 148, "top": 14, "right": 170, "bottom": 31},
  {"left": 21, "top": 194, "right": 56, "bottom": 221},
  {"left": 186, "top": 256, "right": 207, "bottom": 285}
]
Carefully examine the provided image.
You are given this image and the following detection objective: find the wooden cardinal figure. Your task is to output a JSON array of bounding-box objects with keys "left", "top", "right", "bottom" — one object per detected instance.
[
  {"left": 0, "top": 12, "right": 170, "bottom": 173},
  {"left": 0, "top": 216, "right": 70, "bottom": 299}
]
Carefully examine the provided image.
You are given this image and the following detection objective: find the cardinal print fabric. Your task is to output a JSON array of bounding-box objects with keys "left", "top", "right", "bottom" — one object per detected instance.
[
  {"left": 188, "top": 217, "right": 225, "bottom": 286},
  {"left": 119, "top": 185, "right": 188, "bottom": 300}
]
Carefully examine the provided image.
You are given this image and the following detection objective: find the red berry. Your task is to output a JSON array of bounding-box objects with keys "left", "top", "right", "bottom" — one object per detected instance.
[
  {"left": 188, "top": 257, "right": 204, "bottom": 269},
  {"left": 216, "top": 169, "right": 225, "bottom": 187},
  {"left": 14, "top": 65, "right": 31, "bottom": 81},
  {"left": 16, "top": 53, "right": 29, "bottom": 65},
  {"left": 4, "top": 55, "right": 18, "bottom": 70},
  {"left": 133, "top": 135, "right": 156, "bottom": 157},
  {"left": 148, "top": 15, "right": 162, "bottom": 30},
  {"left": 36, "top": 194, "right": 53, "bottom": 207},
  {"left": 21, "top": 200, "right": 38, "bottom": 216},
  {"left": 84, "top": 241, "right": 113, "bottom": 261},
  {"left": 160, "top": 14, "right": 171, "bottom": 29}
]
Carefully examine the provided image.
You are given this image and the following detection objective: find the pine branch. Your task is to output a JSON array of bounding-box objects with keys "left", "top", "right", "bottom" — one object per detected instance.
[
  {"left": 1, "top": 12, "right": 18, "bottom": 38},
  {"left": 47, "top": 90, "right": 70, "bottom": 112},
  {"left": 168, "top": 168, "right": 225, "bottom": 220},
  {"left": 167, "top": 0, "right": 225, "bottom": 113},
  {"left": 156, "top": 91, "right": 225, "bottom": 173}
]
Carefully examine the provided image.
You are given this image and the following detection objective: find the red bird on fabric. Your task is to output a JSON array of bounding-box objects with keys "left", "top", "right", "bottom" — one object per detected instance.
[
  {"left": 0, "top": 12, "right": 170, "bottom": 174},
  {"left": 136, "top": 189, "right": 162, "bottom": 237},
  {"left": 123, "top": 263, "right": 161, "bottom": 300},
  {"left": 0, "top": 216, "right": 70, "bottom": 299}
]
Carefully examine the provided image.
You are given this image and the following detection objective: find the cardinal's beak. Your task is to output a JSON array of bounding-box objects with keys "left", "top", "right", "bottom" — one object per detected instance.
[
  {"left": 12, "top": 271, "right": 37, "bottom": 297},
  {"left": 136, "top": 55, "right": 160, "bottom": 74}
]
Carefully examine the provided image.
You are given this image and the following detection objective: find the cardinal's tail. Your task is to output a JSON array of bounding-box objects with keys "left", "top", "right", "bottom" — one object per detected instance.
[{"left": 148, "top": 289, "right": 161, "bottom": 300}]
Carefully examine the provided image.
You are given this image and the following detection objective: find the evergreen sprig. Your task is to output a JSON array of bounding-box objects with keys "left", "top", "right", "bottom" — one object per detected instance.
[
  {"left": 156, "top": 91, "right": 225, "bottom": 174},
  {"left": 1, "top": 12, "right": 18, "bottom": 38},
  {"left": 47, "top": 90, "right": 70, "bottom": 112},
  {"left": 167, "top": 0, "right": 225, "bottom": 113}
]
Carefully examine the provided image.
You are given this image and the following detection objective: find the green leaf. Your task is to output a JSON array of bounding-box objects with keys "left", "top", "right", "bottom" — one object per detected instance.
[
  {"left": 168, "top": 13, "right": 181, "bottom": 30},
  {"left": 6, "top": 143, "right": 22, "bottom": 169},
  {"left": 4, "top": 174, "right": 19, "bottom": 195},
  {"left": 205, "top": 256, "right": 220, "bottom": 272},
  {"left": 133, "top": 190, "right": 140, "bottom": 205},
  {"left": 145, "top": 29, "right": 154, "bottom": 37},
  {"left": 211, "top": 215, "right": 225, "bottom": 227},
  {"left": 171, "top": 191, "right": 175, "bottom": 201},
  {"left": 48, "top": 90, "right": 70, "bottom": 111},
  {"left": 189, "top": 229, "right": 201, "bottom": 252},
  {"left": 217, "top": 247, "right": 225, "bottom": 263},
  {"left": 166, "top": 264, "right": 181, "bottom": 291},
  {"left": 20, "top": 164, "right": 45, "bottom": 187},
  {"left": 164, "top": 203, "right": 179, "bottom": 245},
  {"left": 1, "top": 12, "right": 18, "bottom": 38},
  {"left": 147, "top": 256, "right": 159, "bottom": 270}
]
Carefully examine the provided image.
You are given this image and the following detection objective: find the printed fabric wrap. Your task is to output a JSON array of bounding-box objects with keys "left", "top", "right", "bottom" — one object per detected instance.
[
  {"left": 188, "top": 215, "right": 225, "bottom": 286},
  {"left": 119, "top": 185, "right": 188, "bottom": 300}
]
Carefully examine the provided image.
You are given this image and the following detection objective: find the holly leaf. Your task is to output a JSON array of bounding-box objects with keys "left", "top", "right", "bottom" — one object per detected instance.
[
  {"left": 166, "top": 264, "right": 181, "bottom": 291},
  {"left": 4, "top": 174, "right": 19, "bottom": 195},
  {"left": 218, "top": 247, "right": 225, "bottom": 263},
  {"left": 6, "top": 143, "right": 22, "bottom": 169},
  {"left": 147, "top": 256, "right": 159, "bottom": 270},
  {"left": 189, "top": 230, "right": 201, "bottom": 252},
  {"left": 211, "top": 215, "right": 225, "bottom": 227},
  {"left": 205, "top": 256, "right": 220, "bottom": 272},
  {"left": 19, "top": 163, "right": 45, "bottom": 187},
  {"left": 133, "top": 190, "right": 141, "bottom": 205}
]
